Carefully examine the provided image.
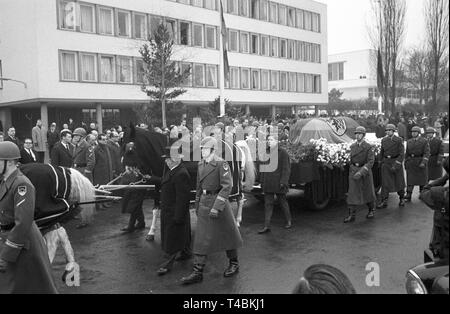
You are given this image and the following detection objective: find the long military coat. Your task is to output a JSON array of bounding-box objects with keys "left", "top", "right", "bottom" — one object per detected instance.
[
  {"left": 380, "top": 135, "right": 406, "bottom": 192},
  {"left": 347, "top": 140, "right": 376, "bottom": 205},
  {"left": 0, "top": 169, "right": 57, "bottom": 294},
  {"left": 260, "top": 146, "right": 291, "bottom": 194},
  {"left": 428, "top": 137, "right": 444, "bottom": 180},
  {"left": 405, "top": 137, "right": 430, "bottom": 186},
  {"left": 193, "top": 155, "right": 243, "bottom": 255},
  {"left": 157, "top": 164, "right": 192, "bottom": 255}
]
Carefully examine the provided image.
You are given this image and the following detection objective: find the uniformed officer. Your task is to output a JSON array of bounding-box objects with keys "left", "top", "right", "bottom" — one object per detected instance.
[
  {"left": 405, "top": 126, "right": 430, "bottom": 201},
  {"left": 72, "top": 128, "right": 95, "bottom": 183},
  {"left": 344, "top": 126, "right": 377, "bottom": 223},
  {"left": 0, "top": 141, "right": 57, "bottom": 293},
  {"left": 180, "top": 137, "right": 243, "bottom": 285},
  {"left": 426, "top": 127, "right": 444, "bottom": 180},
  {"left": 377, "top": 124, "right": 406, "bottom": 209}
]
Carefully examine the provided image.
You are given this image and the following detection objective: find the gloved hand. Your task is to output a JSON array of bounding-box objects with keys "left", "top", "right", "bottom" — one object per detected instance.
[
  {"left": 0, "top": 258, "right": 8, "bottom": 273},
  {"left": 419, "top": 162, "right": 426, "bottom": 169},
  {"left": 353, "top": 172, "right": 362, "bottom": 180},
  {"left": 209, "top": 208, "right": 219, "bottom": 219}
]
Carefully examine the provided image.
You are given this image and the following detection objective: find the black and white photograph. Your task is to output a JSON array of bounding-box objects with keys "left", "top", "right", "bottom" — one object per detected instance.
[{"left": 0, "top": 0, "right": 448, "bottom": 299}]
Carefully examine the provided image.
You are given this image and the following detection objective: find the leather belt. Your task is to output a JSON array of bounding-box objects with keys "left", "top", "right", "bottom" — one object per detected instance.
[
  {"left": 384, "top": 155, "right": 399, "bottom": 159},
  {"left": 74, "top": 163, "right": 87, "bottom": 168},
  {"left": 0, "top": 223, "right": 15, "bottom": 231},
  {"left": 202, "top": 190, "right": 220, "bottom": 195}
]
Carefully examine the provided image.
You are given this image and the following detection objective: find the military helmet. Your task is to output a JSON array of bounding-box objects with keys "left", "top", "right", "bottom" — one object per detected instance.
[
  {"left": 0, "top": 141, "right": 21, "bottom": 160},
  {"left": 411, "top": 126, "right": 421, "bottom": 133},
  {"left": 200, "top": 136, "right": 218, "bottom": 150},
  {"left": 355, "top": 126, "right": 367, "bottom": 135},
  {"left": 73, "top": 127, "right": 87, "bottom": 137},
  {"left": 385, "top": 124, "right": 396, "bottom": 131},
  {"left": 426, "top": 127, "right": 437, "bottom": 134}
]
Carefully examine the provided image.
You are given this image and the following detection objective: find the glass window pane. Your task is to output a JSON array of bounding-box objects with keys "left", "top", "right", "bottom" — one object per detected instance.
[
  {"left": 269, "top": 2, "right": 277, "bottom": 23},
  {"left": 165, "top": 19, "right": 177, "bottom": 42},
  {"left": 59, "top": 1, "right": 76, "bottom": 30},
  {"left": 118, "top": 11, "right": 131, "bottom": 37},
  {"left": 271, "top": 37, "right": 278, "bottom": 57},
  {"left": 280, "top": 72, "right": 287, "bottom": 91},
  {"left": 192, "top": 0, "right": 203, "bottom": 7},
  {"left": 251, "top": 70, "right": 260, "bottom": 90},
  {"left": 260, "top": 0, "right": 268, "bottom": 21},
  {"left": 230, "top": 67, "right": 240, "bottom": 88},
  {"left": 278, "top": 6, "right": 286, "bottom": 25},
  {"left": 296, "top": 9, "right": 304, "bottom": 29},
  {"left": 81, "top": 54, "right": 96, "bottom": 81},
  {"left": 181, "top": 63, "right": 192, "bottom": 86},
  {"left": 271, "top": 71, "right": 279, "bottom": 90},
  {"left": 206, "top": 26, "right": 216, "bottom": 49},
  {"left": 118, "top": 57, "right": 132, "bottom": 83},
  {"left": 287, "top": 7, "right": 295, "bottom": 27},
  {"left": 229, "top": 30, "right": 239, "bottom": 52},
  {"left": 250, "top": 0, "right": 259, "bottom": 19},
  {"left": 261, "top": 36, "right": 269, "bottom": 56},
  {"left": 227, "top": 0, "right": 238, "bottom": 14},
  {"left": 261, "top": 70, "right": 269, "bottom": 90},
  {"left": 193, "top": 24, "right": 203, "bottom": 47},
  {"left": 134, "top": 14, "right": 147, "bottom": 39},
  {"left": 241, "top": 68, "right": 250, "bottom": 89},
  {"left": 99, "top": 7, "right": 113, "bottom": 35},
  {"left": 100, "top": 56, "right": 115, "bottom": 82},
  {"left": 289, "top": 72, "right": 296, "bottom": 92},
  {"left": 61, "top": 52, "right": 77, "bottom": 81},
  {"left": 194, "top": 64, "right": 204, "bottom": 87},
  {"left": 206, "top": 65, "right": 217, "bottom": 87},
  {"left": 251, "top": 34, "right": 259, "bottom": 54},
  {"left": 80, "top": 4, "right": 95, "bottom": 32},
  {"left": 240, "top": 32, "right": 249, "bottom": 53},
  {"left": 135, "top": 59, "right": 145, "bottom": 84},
  {"left": 297, "top": 73, "right": 305, "bottom": 92},
  {"left": 204, "top": 0, "right": 215, "bottom": 10},
  {"left": 180, "top": 22, "right": 190, "bottom": 45},
  {"left": 280, "top": 39, "right": 287, "bottom": 58},
  {"left": 239, "top": 0, "right": 249, "bottom": 17},
  {"left": 150, "top": 16, "right": 162, "bottom": 38}
]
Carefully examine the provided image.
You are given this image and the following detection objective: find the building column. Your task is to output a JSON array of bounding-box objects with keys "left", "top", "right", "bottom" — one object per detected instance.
[
  {"left": 245, "top": 104, "right": 250, "bottom": 115},
  {"left": 315, "top": 105, "right": 319, "bottom": 117},
  {"left": 96, "top": 103, "right": 103, "bottom": 133},
  {"left": 271, "top": 105, "right": 276, "bottom": 120},
  {"left": 0, "top": 107, "right": 12, "bottom": 132}
]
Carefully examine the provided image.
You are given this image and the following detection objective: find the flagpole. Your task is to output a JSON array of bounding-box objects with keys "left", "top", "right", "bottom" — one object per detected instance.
[{"left": 219, "top": 0, "right": 225, "bottom": 117}]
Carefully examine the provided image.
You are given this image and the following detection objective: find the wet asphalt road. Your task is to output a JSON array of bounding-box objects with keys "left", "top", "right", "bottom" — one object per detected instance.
[{"left": 53, "top": 189, "right": 433, "bottom": 294}]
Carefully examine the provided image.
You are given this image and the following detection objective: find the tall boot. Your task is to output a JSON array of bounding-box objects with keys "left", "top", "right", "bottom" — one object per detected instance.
[
  {"left": 366, "top": 204, "right": 375, "bottom": 219},
  {"left": 399, "top": 196, "right": 406, "bottom": 207},
  {"left": 180, "top": 264, "right": 204, "bottom": 285},
  {"left": 224, "top": 258, "right": 239, "bottom": 277},
  {"left": 376, "top": 198, "right": 388, "bottom": 209},
  {"left": 343, "top": 208, "right": 356, "bottom": 223}
]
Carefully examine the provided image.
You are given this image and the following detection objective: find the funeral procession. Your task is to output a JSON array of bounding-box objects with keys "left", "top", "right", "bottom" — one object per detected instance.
[{"left": 0, "top": 0, "right": 449, "bottom": 296}]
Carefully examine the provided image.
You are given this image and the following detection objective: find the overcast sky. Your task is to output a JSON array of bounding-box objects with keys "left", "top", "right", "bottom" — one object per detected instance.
[{"left": 317, "top": 0, "right": 427, "bottom": 55}]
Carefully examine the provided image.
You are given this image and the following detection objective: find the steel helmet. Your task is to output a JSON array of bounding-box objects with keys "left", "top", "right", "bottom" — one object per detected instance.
[
  {"left": 200, "top": 136, "right": 218, "bottom": 150},
  {"left": 0, "top": 141, "right": 21, "bottom": 160},
  {"left": 73, "top": 127, "right": 87, "bottom": 137},
  {"left": 355, "top": 126, "right": 367, "bottom": 135},
  {"left": 385, "top": 124, "right": 396, "bottom": 131},
  {"left": 426, "top": 127, "right": 437, "bottom": 134},
  {"left": 411, "top": 126, "right": 421, "bottom": 133}
]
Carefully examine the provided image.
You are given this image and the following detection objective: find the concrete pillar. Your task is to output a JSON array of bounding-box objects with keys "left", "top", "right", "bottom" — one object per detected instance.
[
  {"left": 271, "top": 105, "right": 276, "bottom": 120},
  {"left": 245, "top": 104, "right": 250, "bottom": 115},
  {"left": 40, "top": 103, "right": 49, "bottom": 162},
  {"left": 96, "top": 103, "right": 103, "bottom": 133},
  {"left": 0, "top": 107, "right": 12, "bottom": 132},
  {"left": 315, "top": 105, "right": 319, "bottom": 117}
]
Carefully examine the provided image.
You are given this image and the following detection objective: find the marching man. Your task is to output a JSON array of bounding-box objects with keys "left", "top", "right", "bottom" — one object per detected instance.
[
  {"left": 405, "top": 126, "right": 430, "bottom": 202},
  {"left": 0, "top": 141, "right": 57, "bottom": 293},
  {"left": 377, "top": 124, "right": 406, "bottom": 209},
  {"left": 426, "top": 127, "right": 444, "bottom": 181},
  {"left": 344, "top": 126, "right": 377, "bottom": 223},
  {"left": 180, "top": 137, "right": 243, "bottom": 285}
]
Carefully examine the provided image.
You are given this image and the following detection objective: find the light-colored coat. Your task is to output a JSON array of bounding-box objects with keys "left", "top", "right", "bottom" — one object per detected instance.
[
  {"left": 32, "top": 126, "right": 47, "bottom": 152},
  {"left": 193, "top": 155, "right": 243, "bottom": 255}
]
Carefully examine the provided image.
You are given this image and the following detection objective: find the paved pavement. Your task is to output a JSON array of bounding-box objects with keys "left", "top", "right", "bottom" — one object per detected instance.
[{"left": 53, "top": 189, "right": 433, "bottom": 294}]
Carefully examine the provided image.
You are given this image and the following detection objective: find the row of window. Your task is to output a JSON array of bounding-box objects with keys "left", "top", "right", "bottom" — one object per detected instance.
[
  {"left": 168, "top": 0, "right": 321, "bottom": 33},
  {"left": 59, "top": 50, "right": 322, "bottom": 93},
  {"left": 57, "top": 1, "right": 321, "bottom": 64},
  {"left": 228, "top": 29, "right": 321, "bottom": 62}
]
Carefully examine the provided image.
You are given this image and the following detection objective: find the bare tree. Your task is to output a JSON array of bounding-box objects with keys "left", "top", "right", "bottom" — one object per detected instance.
[
  {"left": 425, "top": 0, "right": 449, "bottom": 108},
  {"left": 403, "top": 47, "right": 432, "bottom": 105},
  {"left": 368, "top": 0, "right": 407, "bottom": 115}
]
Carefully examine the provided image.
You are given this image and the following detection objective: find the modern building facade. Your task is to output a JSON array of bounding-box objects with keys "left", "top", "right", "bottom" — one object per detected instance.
[
  {"left": 328, "top": 49, "right": 425, "bottom": 104},
  {"left": 0, "top": 0, "right": 327, "bottom": 137}
]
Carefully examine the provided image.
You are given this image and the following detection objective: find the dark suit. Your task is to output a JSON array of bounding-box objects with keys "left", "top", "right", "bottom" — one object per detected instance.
[
  {"left": 19, "top": 148, "right": 37, "bottom": 164},
  {"left": 4, "top": 135, "right": 20, "bottom": 147},
  {"left": 50, "top": 142, "right": 73, "bottom": 168}
]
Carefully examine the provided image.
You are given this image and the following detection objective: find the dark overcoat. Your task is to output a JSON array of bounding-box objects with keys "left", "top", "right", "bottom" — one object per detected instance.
[
  {"left": 157, "top": 164, "right": 191, "bottom": 255},
  {"left": 405, "top": 137, "right": 430, "bottom": 186},
  {"left": 93, "top": 143, "right": 113, "bottom": 186},
  {"left": 0, "top": 169, "right": 57, "bottom": 294},
  {"left": 428, "top": 137, "right": 444, "bottom": 180},
  {"left": 260, "top": 146, "right": 291, "bottom": 194},
  {"left": 19, "top": 148, "right": 37, "bottom": 164},
  {"left": 193, "top": 156, "right": 243, "bottom": 255},
  {"left": 107, "top": 140, "right": 123, "bottom": 176},
  {"left": 380, "top": 135, "right": 406, "bottom": 192},
  {"left": 347, "top": 140, "right": 376, "bottom": 205},
  {"left": 50, "top": 142, "right": 74, "bottom": 168}
]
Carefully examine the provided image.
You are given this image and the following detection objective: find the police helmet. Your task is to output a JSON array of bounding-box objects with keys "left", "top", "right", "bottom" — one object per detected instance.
[
  {"left": 73, "top": 127, "right": 87, "bottom": 137},
  {"left": 385, "top": 124, "right": 396, "bottom": 132},
  {"left": 0, "top": 141, "right": 21, "bottom": 160},
  {"left": 355, "top": 126, "right": 367, "bottom": 135},
  {"left": 426, "top": 127, "right": 437, "bottom": 134},
  {"left": 411, "top": 126, "right": 421, "bottom": 133},
  {"left": 200, "top": 137, "right": 218, "bottom": 150}
]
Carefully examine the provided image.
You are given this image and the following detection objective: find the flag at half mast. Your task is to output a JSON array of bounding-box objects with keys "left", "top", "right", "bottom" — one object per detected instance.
[{"left": 220, "top": 0, "right": 230, "bottom": 81}]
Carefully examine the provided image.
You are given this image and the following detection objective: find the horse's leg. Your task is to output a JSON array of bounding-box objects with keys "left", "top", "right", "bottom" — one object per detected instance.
[
  {"left": 56, "top": 227, "right": 81, "bottom": 286},
  {"left": 236, "top": 198, "right": 244, "bottom": 227},
  {"left": 147, "top": 209, "right": 160, "bottom": 240},
  {"left": 43, "top": 229, "right": 60, "bottom": 264}
]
